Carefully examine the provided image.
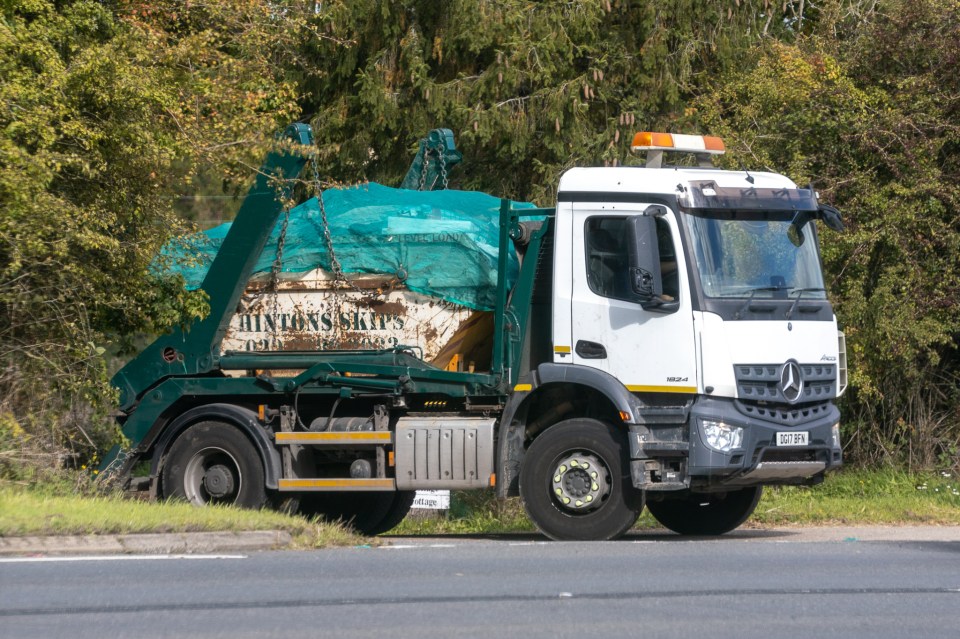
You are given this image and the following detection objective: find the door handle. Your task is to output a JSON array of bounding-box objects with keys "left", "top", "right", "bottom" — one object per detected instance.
[{"left": 575, "top": 340, "right": 607, "bottom": 359}]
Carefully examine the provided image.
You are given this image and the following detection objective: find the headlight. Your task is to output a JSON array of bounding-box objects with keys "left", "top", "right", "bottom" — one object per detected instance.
[
  {"left": 832, "top": 422, "right": 841, "bottom": 448},
  {"left": 701, "top": 420, "right": 744, "bottom": 452}
]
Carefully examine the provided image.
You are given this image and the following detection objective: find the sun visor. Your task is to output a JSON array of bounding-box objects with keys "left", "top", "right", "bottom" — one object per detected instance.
[{"left": 679, "top": 181, "right": 819, "bottom": 215}]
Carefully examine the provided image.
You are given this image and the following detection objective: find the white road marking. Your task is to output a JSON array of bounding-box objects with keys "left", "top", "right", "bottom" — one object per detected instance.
[
  {"left": 382, "top": 543, "right": 457, "bottom": 550},
  {"left": 0, "top": 554, "right": 247, "bottom": 563}
]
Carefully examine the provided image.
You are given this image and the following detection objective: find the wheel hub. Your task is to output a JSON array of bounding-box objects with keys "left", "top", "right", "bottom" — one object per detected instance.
[
  {"left": 183, "top": 446, "right": 242, "bottom": 506},
  {"left": 563, "top": 467, "right": 592, "bottom": 497},
  {"left": 202, "top": 464, "right": 235, "bottom": 498},
  {"left": 551, "top": 453, "right": 609, "bottom": 512}
]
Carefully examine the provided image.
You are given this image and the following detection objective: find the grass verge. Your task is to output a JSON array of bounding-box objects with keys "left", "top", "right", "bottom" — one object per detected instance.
[
  {"left": 2, "top": 469, "right": 957, "bottom": 543},
  {"left": 394, "top": 468, "right": 960, "bottom": 536},
  {"left": 749, "top": 468, "right": 960, "bottom": 527},
  {"left": 0, "top": 484, "right": 364, "bottom": 549}
]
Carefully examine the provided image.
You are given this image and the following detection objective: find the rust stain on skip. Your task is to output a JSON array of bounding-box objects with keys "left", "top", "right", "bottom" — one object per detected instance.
[
  {"left": 281, "top": 334, "right": 318, "bottom": 351},
  {"left": 246, "top": 274, "right": 396, "bottom": 293},
  {"left": 364, "top": 299, "right": 407, "bottom": 315},
  {"left": 421, "top": 324, "right": 440, "bottom": 344}
]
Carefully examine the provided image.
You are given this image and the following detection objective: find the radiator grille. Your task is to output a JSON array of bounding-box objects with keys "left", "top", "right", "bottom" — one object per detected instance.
[{"left": 735, "top": 363, "right": 837, "bottom": 404}]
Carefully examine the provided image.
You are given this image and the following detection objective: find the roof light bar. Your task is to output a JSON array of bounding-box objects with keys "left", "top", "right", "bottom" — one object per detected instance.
[
  {"left": 630, "top": 132, "right": 725, "bottom": 154},
  {"left": 630, "top": 132, "right": 725, "bottom": 168}
]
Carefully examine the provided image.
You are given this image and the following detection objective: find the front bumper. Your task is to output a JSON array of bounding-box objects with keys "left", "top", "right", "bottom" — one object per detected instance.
[{"left": 629, "top": 396, "right": 842, "bottom": 491}]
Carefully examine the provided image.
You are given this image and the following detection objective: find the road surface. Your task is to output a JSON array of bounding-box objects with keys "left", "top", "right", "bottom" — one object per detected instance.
[{"left": 2, "top": 529, "right": 958, "bottom": 638}]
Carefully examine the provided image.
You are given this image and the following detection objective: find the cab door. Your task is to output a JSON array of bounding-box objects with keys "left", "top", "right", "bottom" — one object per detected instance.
[{"left": 569, "top": 203, "right": 698, "bottom": 394}]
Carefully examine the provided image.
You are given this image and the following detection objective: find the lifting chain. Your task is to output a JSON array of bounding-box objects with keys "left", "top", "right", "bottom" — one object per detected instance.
[
  {"left": 310, "top": 157, "right": 377, "bottom": 297},
  {"left": 416, "top": 140, "right": 450, "bottom": 191},
  {"left": 269, "top": 202, "right": 292, "bottom": 321},
  {"left": 418, "top": 147, "right": 431, "bottom": 191},
  {"left": 236, "top": 176, "right": 294, "bottom": 340},
  {"left": 438, "top": 144, "right": 449, "bottom": 189}
]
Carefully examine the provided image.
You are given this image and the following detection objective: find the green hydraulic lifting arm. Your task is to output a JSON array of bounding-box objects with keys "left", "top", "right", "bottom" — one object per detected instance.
[
  {"left": 112, "top": 123, "right": 315, "bottom": 413},
  {"left": 400, "top": 128, "right": 463, "bottom": 190}
]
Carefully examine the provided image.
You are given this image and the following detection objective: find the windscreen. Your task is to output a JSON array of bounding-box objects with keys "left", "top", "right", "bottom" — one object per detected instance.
[{"left": 684, "top": 213, "right": 827, "bottom": 299}]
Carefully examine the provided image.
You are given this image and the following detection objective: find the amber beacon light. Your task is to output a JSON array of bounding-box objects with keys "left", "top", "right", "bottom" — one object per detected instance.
[{"left": 630, "top": 132, "right": 725, "bottom": 167}]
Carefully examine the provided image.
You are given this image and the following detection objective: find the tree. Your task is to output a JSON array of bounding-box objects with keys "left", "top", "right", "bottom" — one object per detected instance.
[
  {"left": 694, "top": 0, "right": 960, "bottom": 469},
  {"left": 297, "top": 0, "right": 802, "bottom": 203},
  {"left": 0, "top": 0, "right": 301, "bottom": 477}
]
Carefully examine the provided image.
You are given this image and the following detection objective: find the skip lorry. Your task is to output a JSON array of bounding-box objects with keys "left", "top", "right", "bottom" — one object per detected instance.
[{"left": 105, "top": 124, "right": 846, "bottom": 540}]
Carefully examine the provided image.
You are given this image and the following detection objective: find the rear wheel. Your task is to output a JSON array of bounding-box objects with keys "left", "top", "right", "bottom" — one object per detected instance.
[
  {"left": 161, "top": 421, "right": 267, "bottom": 509},
  {"left": 646, "top": 487, "right": 762, "bottom": 535},
  {"left": 519, "top": 419, "right": 643, "bottom": 541},
  {"left": 298, "top": 490, "right": 416, "bottom": 535},
  {"left": 368, "top": 490, "right": 417, "bottom": 536}
]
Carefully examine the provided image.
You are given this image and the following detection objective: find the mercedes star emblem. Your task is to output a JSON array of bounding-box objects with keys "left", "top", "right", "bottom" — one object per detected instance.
[{"left": 780, "top": 360, "right": 804, "bottom": 403}]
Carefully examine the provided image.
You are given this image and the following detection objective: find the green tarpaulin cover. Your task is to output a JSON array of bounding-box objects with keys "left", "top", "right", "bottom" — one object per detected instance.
[{"left": 158, "top": 183, "right": 535, "bottom": 310}]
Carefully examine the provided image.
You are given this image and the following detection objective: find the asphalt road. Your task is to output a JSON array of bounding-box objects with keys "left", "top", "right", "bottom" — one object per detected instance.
[{"left": 2, "top": 531, "right": 959, "bottom": 639}]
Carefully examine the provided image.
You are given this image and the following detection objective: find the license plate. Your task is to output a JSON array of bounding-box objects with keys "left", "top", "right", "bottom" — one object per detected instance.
[{"left": 777, "top": 431, "right": 809, "bottom": 447}]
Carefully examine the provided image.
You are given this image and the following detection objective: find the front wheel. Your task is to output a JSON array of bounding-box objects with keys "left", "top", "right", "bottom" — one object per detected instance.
[
  {"left": 519, "top": 419, "right": 643, "bottom": 541},
  {"left": 161, "top": 421, "right": 267, "bottom": 509},
  {"left": 646, "top": 487, "right": 762, "bottom": 536}
]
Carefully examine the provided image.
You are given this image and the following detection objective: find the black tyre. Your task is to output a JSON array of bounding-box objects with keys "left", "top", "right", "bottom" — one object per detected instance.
[
  {"left": 366, "top": 490, "right": 416, "bottom": 536},
  {"left": 298, "top": 490, "right": 415, "bottom": 536},
  {"left": 161, "top": 421, "right": 267, "bottom": 509},
  {"left": 646, "top": 487, "right": 762, "bottom": 535},
  {"left": 519, "top": 419, "right": 643, "bottom": 541}
]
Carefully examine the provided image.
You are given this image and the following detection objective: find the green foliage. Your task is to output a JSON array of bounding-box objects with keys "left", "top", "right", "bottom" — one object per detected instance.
[
  {"left": 694, "top": 0, "right": 960, "bottom": 470},
  {"left": 0, "top": 0, "right": 300, "bottom": 478},
  {"left": 301, "top": 0, "right": 798, "bottom": 203}
]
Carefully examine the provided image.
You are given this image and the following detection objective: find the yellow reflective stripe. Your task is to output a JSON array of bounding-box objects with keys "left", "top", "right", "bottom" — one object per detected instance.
[
  {"left": 275, "top": 432, "right": 392, "bottom": 444},
  {"left": 554, "top": 345, "right": 572, "bottom": 354},
  {"left": 278, "top": 478, "right": 395, "bottom": 490},
  {"left": 626, "top": 385, "right": 698, "bottom": 394},
  {"left": 513, "top": 383, "right": 533, "bottom": 392}
]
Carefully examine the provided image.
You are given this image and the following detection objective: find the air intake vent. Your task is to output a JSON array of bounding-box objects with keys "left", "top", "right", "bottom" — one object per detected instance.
[{"left": 735, "top": 362, "right": 837, "bottom": 405}]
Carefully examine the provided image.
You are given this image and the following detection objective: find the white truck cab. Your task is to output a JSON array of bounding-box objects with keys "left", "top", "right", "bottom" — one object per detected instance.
[{"left": 545, "top": 133, "right": 845, "bottom": 500}]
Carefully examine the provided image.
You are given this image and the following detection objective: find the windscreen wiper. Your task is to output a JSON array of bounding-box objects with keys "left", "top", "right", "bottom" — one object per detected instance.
[
  {"left": 734, "top": 286, "right": 785, "bottom": 320},
  {"left": 785, "top": 287, "right": 828, "bottom": 319}
]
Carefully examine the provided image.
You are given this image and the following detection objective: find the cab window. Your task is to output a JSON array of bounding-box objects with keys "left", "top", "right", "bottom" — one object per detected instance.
[{"left": 585, "top": 216, "right": 679, "bottom": 302}]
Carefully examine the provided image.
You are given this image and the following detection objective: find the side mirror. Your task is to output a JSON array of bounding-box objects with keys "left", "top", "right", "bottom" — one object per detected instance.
[
  {"left": 787, "top": 224, "right": 805, "bottom": 247},
  {"left": 626, "top": 214, "right": 663, "bottom": 308},
  {"left": 818, "top": 204, "right": 845, "bottom": 232},
  {"left": 789, "top": 211, "right": 813, "bottom": 247}
]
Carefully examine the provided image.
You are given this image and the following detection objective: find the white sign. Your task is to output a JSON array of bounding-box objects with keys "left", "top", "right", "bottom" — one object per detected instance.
[{"left": 412, "top": 490, "right": 451, "bottom": 510}]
